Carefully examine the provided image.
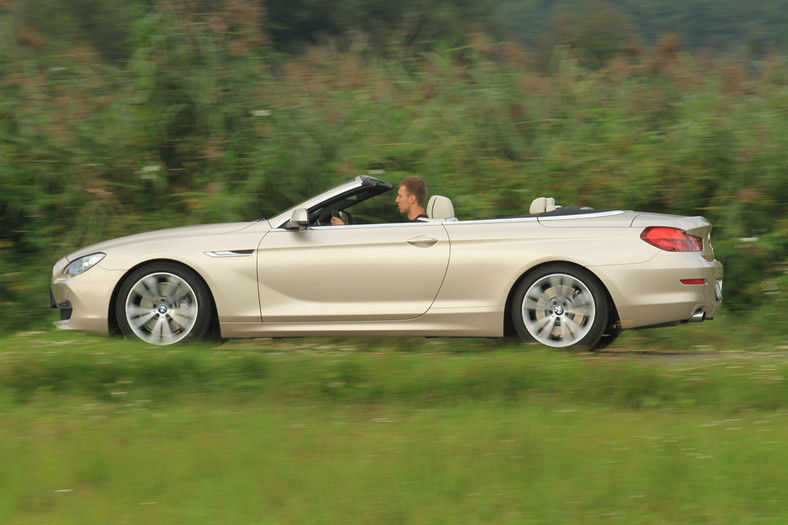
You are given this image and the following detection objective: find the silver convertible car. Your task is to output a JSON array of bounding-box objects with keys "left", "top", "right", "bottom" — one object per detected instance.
[{"left": 50, "top": 176, "right": 723, "bottom": 349}]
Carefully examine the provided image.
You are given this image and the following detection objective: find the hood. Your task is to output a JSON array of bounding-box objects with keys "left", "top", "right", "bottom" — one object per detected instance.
[{"left": 66, "top": 221, "right": 261, "bottom": 261}]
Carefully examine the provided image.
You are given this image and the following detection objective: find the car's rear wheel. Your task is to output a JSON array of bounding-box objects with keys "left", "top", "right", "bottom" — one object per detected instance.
[
  {"left": 512, "top": 264, "right": 608, "bottom": 349},
  {"left": 116, "top": 263, "right": 213, "bottom": 345}
]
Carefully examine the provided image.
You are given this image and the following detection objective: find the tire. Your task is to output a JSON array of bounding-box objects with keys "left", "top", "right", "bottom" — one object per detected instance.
[
  {"left": 116, "top": 262, "right": 213, "bottom": 345},
  {"left": 512, "top": 264, "right": 608, "bottom": 349},
  {"left": 593, "top": 323, "right": 622, "bottom": 351}
]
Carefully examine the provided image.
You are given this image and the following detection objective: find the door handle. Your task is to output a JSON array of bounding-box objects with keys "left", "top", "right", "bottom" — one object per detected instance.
[{"left": 407, "top": 236, "right": 439, "bottom": 247}]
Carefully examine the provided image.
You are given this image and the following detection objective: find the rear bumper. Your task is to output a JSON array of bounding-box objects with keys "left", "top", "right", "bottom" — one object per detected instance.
[{"left": 593, "top": 252, "right": 723, "bottom": 330}]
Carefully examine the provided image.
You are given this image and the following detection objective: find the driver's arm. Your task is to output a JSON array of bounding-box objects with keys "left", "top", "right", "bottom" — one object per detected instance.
[{"left": 330, "top": 216, "right": 345, "bottom": 225}]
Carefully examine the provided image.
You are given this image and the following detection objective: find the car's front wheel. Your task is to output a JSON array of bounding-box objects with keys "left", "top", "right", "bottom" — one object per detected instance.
[
  {"left": 512, "top": 264, "right": 608, "bottom": 349},
  {"left": 116, "top": 263, "right": 213, "bottom": 345}
]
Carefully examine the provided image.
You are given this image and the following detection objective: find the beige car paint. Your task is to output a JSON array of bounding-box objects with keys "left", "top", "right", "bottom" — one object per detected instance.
[{"left": 257, "top": 222, "right": 450, "bottom": 322}]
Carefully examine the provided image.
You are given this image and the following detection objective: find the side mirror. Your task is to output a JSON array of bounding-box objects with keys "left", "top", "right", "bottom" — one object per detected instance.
[{"left": 284, "top": 208, "right": 309, "bottom": 230}]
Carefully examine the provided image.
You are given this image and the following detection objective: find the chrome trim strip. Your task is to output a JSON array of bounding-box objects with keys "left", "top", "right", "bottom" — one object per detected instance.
[
  {"left": 269, "top": 211, "right": 627, "bottom": 231},
  {"left": 445, "top": 217, "right": 539, "bottom": 225},
  {"left": 443, "top": 212, "right": 625, "bottom": 226},
  {"left": 537, "top": 210, "right": 627, "bottom": 221},
  {"left": 204, "top": 250, "right": 254, "bottom": 258},
  {"left": 269, "top": 221, "right": 441, "bottom": 232}
]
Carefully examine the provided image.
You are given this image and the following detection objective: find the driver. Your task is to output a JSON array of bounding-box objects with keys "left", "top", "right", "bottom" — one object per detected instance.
[{"left": 331, "top": 176, "right": 429, "bottom": 225}]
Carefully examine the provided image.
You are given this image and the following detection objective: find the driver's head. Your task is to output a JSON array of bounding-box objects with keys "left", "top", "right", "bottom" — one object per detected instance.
[{"left": 396, "top": 177, "right": 427, "bottom": 214}]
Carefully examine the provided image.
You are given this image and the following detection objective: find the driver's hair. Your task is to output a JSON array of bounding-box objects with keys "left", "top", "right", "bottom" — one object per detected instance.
[{"left": 400, "top": 177, "right": 427, "bottom": 208}]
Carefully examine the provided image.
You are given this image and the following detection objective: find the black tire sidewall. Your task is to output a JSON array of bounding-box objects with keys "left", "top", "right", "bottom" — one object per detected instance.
[
  {"left": 512, "top": 264, "right": 609, "bottom": 349},
  {"left": 593, "top": 324, "right": 622, "bottom": 351},
  {"left": 115, "top": 262, "right": 213, "bottom": 344}
]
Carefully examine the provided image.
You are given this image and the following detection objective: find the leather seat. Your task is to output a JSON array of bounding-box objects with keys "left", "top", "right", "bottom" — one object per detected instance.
[
  {"left": 529, "top": 197, "right": 557, "bottom": 214},
  {"left": 426, "top": 195, "right": 455, "bottom": 221}
]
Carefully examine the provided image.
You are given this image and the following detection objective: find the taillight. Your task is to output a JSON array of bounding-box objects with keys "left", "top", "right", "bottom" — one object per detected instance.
[{"left": 640, "top": 227, "right": 703, "bottom": 252}]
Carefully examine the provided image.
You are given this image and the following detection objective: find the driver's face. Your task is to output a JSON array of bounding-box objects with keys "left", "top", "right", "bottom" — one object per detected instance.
[{"left": 395, "top": 185, "right": 411, "bottom": 215}]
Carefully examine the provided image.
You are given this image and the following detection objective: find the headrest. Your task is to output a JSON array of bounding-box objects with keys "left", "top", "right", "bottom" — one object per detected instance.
[
  {"left": 529, "top": 197, "right": 557, "bottom": 215},
  {"left": 426, "top": 195, "right": 455, "bottom": 220}
]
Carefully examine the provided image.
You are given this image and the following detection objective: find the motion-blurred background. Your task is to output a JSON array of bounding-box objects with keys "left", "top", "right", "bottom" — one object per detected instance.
[{"left": 0, "top": 0, "right": 786, "bottom": 337}]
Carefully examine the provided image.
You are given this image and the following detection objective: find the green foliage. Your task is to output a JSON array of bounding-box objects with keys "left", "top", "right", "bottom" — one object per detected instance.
[
  {"left": 9, "top": 0, "right": 788, "bottom": 65},
  {"left": 5, "top": 0, "right": 146, "bottom": 62},
  {"left": 1, "top": 1, "right": 787, "bottom": 335},
  {"left": 501, "top": 0, "right": 788, "bottom": 59},
  {"left": 269, "top": 0, "right": 508, "bottom": 54}
]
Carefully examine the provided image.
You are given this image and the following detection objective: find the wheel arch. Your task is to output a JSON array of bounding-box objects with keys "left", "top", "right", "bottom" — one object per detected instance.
[
  {"left": 108, "top": 258, "right": 220, "bottom": 338},
  {"left": 503, "top": 260, "right": 620, "bottom": 338}
]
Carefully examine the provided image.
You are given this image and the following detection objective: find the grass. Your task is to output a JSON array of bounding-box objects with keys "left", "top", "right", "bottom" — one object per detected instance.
[
  {"left": 2, "top": 329, "right": 788, "bottom": 523},
  {"left": 4, "top": 399, "right": 788, "bottom": 524}
]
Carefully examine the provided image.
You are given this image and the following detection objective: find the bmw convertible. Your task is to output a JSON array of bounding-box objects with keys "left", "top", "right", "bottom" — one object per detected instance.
[{"left": 50, "top": 176, "right": 723, "bottom": 349}]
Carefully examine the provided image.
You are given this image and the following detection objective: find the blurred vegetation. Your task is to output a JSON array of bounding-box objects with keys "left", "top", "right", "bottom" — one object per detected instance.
[
  {"left": 501, "top": 0, "right": 788, "bottom": 65},
  {"left": 0, "top": 0, "right": 786, "bottom": 336},
  {"left": 4, "top": 335, "right": 788, "bottom": 522},
  {"left": 1, "top": 333, "right": 787, "bottom": 409}
]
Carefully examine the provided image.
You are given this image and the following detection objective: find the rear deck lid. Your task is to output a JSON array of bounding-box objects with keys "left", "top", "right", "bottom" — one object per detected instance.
[{"left": 536, "top": 210, "right": 636, "bottom": 228}]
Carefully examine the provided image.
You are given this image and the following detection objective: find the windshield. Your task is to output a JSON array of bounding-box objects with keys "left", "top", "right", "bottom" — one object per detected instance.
[{"left": 269, "top": 176, "right": 394, "bottom": 228}]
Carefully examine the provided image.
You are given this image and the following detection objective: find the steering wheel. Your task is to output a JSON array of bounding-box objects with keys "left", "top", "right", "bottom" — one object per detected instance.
[{"left": 330, "top": 209, "right": 352, "bottom": 225}]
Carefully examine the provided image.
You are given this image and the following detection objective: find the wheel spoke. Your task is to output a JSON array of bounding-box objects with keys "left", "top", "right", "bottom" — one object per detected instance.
[
  {"left": 134, "top": 276, "right": 160, "bottom": 304},
  {"left": 127, "top": 305, "right": 156, "bottom": 329},
  {"left": 169, "top": 304, "right": 197, "bottom": 330},
  {"left": 534, "top": 314, "right": 555, "bottom": 335},
  {"left": 164, "top": 275, "right": 190, "bottom": 303},
  {"left": 152, "top": 315, "right": 175, "bottom": 343},
  {"left": 565, "top": 301, "right": 592, "bottom": 317},
  {"left": 524, "top": 293, "right": 545, "bottom": 311},
  {"left": 559, "top": 319, "right": 571, "bottom": 341},
  {"left": 561, "top": 316, "right": 583, "bottom": 341},
  {"left": 549, "top": 275, "right": 563, "bottom": 293}
]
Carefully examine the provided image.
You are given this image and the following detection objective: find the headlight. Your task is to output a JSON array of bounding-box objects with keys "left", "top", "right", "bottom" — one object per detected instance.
[{"left": 64, "top": 253, "right": 106, "bottom": 278}]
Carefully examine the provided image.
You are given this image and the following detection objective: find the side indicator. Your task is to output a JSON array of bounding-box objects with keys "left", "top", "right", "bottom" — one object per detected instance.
[{"left": 204, "top": 250, "right": 254, "bottom": 258}]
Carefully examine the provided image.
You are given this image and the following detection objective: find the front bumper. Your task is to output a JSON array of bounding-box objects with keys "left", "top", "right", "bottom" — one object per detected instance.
[{"left": 50, "top": 260, "right": 123, "bottom": 335}]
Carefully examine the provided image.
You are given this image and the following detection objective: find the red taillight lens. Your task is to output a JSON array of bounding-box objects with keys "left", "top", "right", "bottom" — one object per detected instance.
[{"left": 640, "top": 227, "right": 703, "bottom": 252}]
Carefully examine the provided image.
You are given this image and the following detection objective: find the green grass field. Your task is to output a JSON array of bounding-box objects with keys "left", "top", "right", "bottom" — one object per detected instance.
[{"left": 2, "top": 328, "right": 788, "bottom": 524}]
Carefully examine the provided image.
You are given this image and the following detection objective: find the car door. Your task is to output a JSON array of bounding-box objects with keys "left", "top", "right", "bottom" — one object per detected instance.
[{"left": 257, "top": 222, "right": 450, "bottom": 322}]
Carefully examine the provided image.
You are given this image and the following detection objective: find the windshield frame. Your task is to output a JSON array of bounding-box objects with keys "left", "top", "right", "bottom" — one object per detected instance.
[{"left": 269, "top": 176, "right": 394, "bottom": 228}]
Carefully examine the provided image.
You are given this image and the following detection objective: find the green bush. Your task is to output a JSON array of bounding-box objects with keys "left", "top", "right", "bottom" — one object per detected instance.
[{"left": 1, "top": 3, "right": 786, "bottom": 337}]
